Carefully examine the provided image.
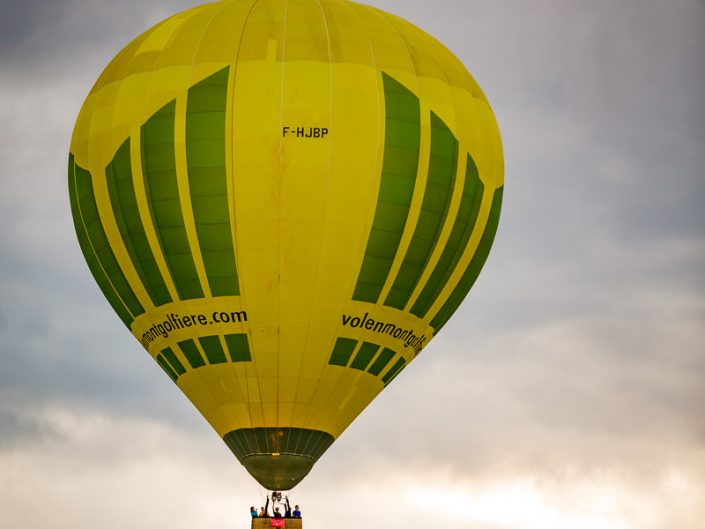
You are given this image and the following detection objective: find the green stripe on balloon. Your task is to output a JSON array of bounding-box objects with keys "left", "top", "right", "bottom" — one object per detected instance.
[
  {"left": 156, "top": 353, "right": 179, "bottom": 382},
  {"left": 353, "top": 72, "right": 420, "bottom": 303},
  {"left": 186, "top": 66, "right": 240, "bottom": 297},
  {"left": 68, "top": 155, "right": 135, "bottom": 328},
  {"left": 350, "top": 342, "right": 380, "bottom": 371},
  {"left": 141, "top": 100, "right": 204, "bottom": 300},
  {"left": 224, "top": 333, "right": 252, "bottom": 362},
  {"left": 381, "top": 357, "right": 406, "bottom": 385},
  {"left": 173, "top": 334, "right": 252, "bottom": 368},
  {"left": 72, "top": 158, "right": 144, "bottom": 319},
  {"left": 366, "top": 347, "right": 395, "bottom": 376},
  {"left": 199, "top": 335, "right": 227, "bottom": 364},
  {"left": 430, "top": 186, "right": 503, "bottom": 332},
  {"left": 411, "top": 153, "right": 484, "bottom": 317},
  {"left": 161, "top": 346, "right": 186, "bottom": 375},
  {"left": 106, "top": 139, "right": 173, "bottom": 307},
  {"left": 328, "top": 337, "right": 357, "bottom": 367},
  {"left": 177, "top": 338, "right": 206, "bottom": 368},
  {"left": 384, "top": 112, "right": 459, "bottom": 310}
]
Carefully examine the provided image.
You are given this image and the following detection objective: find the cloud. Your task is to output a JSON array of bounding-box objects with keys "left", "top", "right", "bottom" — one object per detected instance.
[
  {"left": 1, "top": 407, "right": 703, "bottom": 529},
  {"left": 0, "top": 408, "right": 248, "bottom": 529},
  {"left": 0, "top": 0, "right": 203, "bottom": 72},
  {"left": 0, "top": 409, "right": 58, "bottom": 449}
]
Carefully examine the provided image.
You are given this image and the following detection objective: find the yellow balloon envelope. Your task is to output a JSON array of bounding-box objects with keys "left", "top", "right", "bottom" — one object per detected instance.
[{"left": 69, "top": 0, "right": 504, "bottom": 490}]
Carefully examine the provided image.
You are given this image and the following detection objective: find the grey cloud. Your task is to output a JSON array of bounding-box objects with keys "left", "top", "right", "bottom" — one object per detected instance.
[
  {"left": 326, "top": 330, "right": 704, "bottom": 481},
  {"left": 0, "top": 408, "right": 59, "bottom": 449},
  {"left": 0, "top": 286, "right": 204, "bottom": 437},
  {"left": 0, "top": 0, "right": 202, "bottom": 72},
  {"left": 0, "top": 0, "right": 66, "bottom": 50}
]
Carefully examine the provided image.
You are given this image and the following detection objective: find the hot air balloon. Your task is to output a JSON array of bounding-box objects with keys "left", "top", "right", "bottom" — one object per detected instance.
[{"left": 68, "top": 0, "right": 503, "bottom": 491}]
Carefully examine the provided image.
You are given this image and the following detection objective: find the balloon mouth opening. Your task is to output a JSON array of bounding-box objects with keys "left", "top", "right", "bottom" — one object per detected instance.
[
  {"left": 242, "top": 453, "right": 316, "bottom": 490},
  {"left": 223, "top": 427, "right": 335, "bottom": 490}
]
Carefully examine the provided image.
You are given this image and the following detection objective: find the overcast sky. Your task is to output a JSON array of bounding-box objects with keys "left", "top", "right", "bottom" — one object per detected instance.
[{"left": 1, "top": 1, "right": 704, "bottom": 528}]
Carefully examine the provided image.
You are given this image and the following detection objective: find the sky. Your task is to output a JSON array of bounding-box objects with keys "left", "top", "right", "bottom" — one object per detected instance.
[{"left": 1, "top": 0, "right": 704, "bottom": 528}]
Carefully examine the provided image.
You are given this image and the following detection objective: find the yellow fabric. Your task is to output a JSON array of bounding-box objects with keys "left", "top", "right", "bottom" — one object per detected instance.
[{"left": 70, "top": 0, "right": 503, "bottom": 446}]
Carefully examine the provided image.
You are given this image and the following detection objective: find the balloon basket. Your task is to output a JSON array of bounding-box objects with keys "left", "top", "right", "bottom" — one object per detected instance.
[{"left": 252, "top": 519, "right": 302, "bottom": 529}]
